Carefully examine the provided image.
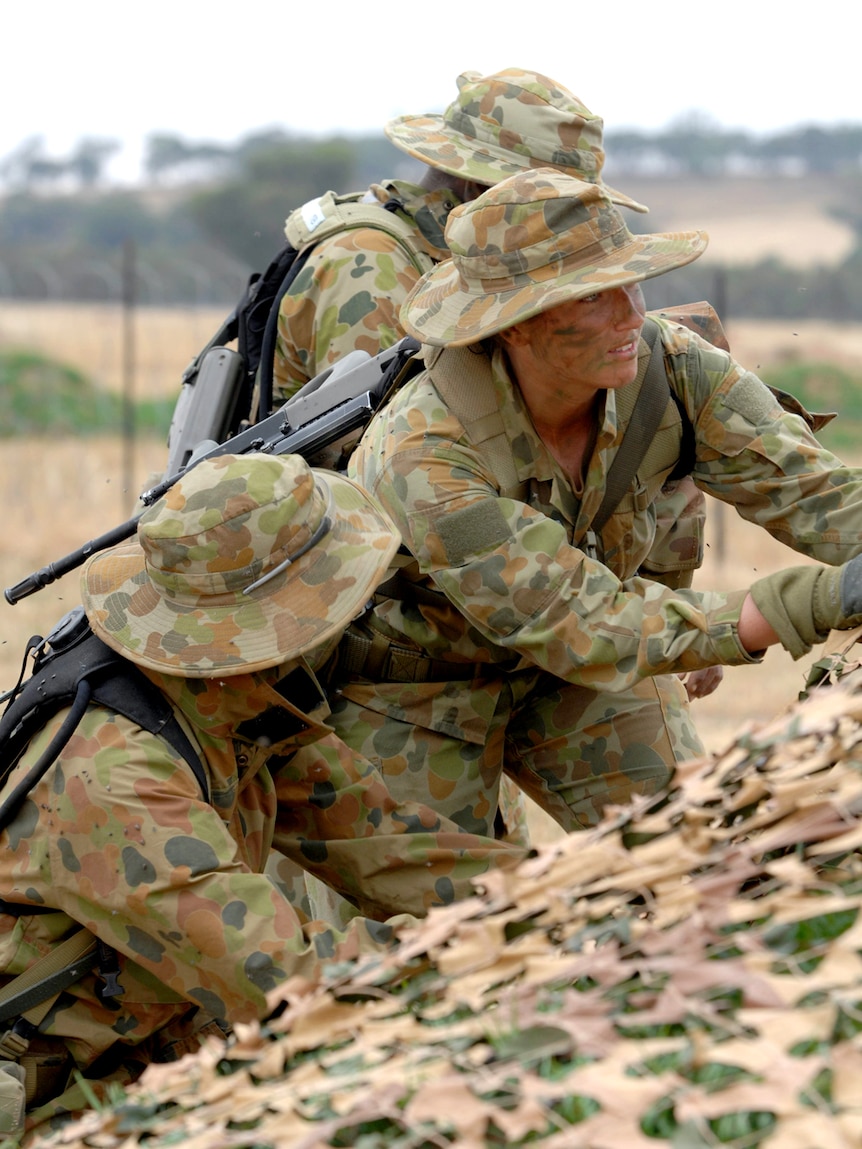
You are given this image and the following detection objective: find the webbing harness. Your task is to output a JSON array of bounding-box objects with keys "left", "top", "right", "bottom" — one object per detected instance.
[{"left": 336, "top": 317, "right": 689, "bottom": 684}]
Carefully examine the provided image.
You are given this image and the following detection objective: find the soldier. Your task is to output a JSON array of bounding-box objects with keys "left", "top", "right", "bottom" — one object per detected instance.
[
  {"left": 327, "top": 168, "right": 862, "bottom": 833},
  {"left": 272, "top": 66, "right": 648, "bottom": 402},
  {"left": 0, "top": 453, "right": 523, "bottom": 1141},
  {"left": 271, "top": 67, "right": 653, "bottom": 852}
]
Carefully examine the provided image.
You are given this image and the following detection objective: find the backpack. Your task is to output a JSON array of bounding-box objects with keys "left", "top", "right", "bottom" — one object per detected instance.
[{"left": 165, "top": 190, "right": 434, "bottom": 475}]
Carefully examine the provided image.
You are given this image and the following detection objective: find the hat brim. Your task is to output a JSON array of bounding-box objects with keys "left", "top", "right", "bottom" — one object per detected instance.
[
  {"left": 385, "top": 114, "right": 649, "bottom": 213},
  {"left": 81, "top": 472, "right": 399, "bottom": 677},
  {"left": 400, "top": 229, "right": 709, "bottom": 348}
]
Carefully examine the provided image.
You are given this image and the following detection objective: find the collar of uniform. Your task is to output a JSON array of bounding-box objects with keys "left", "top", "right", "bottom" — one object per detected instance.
[{"left": 370, "top": 178, "right": 464, "bottom": 261}]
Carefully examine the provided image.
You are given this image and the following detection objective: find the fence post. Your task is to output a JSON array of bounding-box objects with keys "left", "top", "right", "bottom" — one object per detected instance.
[{"left": 121, "top": 239, "right": 136, "bottom": 507}]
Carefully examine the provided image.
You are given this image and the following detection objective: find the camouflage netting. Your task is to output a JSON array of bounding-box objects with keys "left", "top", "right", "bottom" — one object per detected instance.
[{"left": 31, "top": 640, "right": 862, "bottom": 1149}]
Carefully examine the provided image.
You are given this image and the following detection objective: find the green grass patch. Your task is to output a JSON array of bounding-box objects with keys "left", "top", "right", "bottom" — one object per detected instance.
[
  {"left": 762, "top": 361, "right": 862, "bottom": 454},
  {"left": 0, "top": 349, "right": 175, "bottom": 437}
]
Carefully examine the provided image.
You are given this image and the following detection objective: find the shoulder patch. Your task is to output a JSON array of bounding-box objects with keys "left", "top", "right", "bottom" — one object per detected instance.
[
  {"left": 436, "top": 499, "right": 511, "bottom": 566},
  {"left": 723, "top": 371, "right": 782, "bottom": 425}
]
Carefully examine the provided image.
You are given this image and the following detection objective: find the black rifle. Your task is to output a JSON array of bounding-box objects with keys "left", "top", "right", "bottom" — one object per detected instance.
[{"left": 5, "top": 337, "right": 420, "bottom": 605}]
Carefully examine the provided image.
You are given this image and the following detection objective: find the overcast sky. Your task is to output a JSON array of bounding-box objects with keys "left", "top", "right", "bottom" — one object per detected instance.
[{"left": 3, "top": 1, "right": 855, "bottom": 182}]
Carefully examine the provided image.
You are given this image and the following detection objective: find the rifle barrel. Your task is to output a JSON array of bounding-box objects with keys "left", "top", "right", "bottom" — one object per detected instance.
[{"left": 5, "top": 516, "right": 141, "bottom": 604}]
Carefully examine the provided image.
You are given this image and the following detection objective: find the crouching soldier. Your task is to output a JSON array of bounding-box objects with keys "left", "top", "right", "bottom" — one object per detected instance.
[{"left": 0, "top": 453, "right": 524, "bottom": 1143}]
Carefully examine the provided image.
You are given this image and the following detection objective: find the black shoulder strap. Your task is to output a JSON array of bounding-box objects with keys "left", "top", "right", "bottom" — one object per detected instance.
[
  {"left": 0, "top": 610, "right": 208, "bottom": 833},
  {"left": 246, "top": 244, "right": 315, "bottom": 423}
]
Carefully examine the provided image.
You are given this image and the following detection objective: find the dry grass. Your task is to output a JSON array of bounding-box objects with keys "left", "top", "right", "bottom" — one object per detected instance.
[
  {"left": 0, "top": 302, "right": 227, "bottom": 398},
  {"left": 0, "top": 438, "right": 161, "bottom": 693}
]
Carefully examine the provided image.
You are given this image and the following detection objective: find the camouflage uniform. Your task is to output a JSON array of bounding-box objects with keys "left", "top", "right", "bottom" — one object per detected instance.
[
  {"left": 270, "top": 69, "right": 651, "bottom": 853},
  {"left": 0, "top": 455, "right": 523, "bottom": 1139},
  {"left": 325, "top": 171, "right": 862, "bottom": 833}
]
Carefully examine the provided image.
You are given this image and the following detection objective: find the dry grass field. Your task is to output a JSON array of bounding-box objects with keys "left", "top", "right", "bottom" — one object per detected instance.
[
  {"left": 4, "top": 303, "right": 862, "bottom": 408},
  {"left": 618, "top": 173, "right": 861, "bottom": 268},
  {"left": 0, "top": 301, "right": 227, "bottom": 399},
  {"left": 2, "top": 302, "right": 862, "bottom": 845}
]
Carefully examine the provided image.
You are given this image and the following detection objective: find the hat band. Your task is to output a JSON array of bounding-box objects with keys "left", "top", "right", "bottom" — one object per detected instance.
[
  {"left": 144, "top": 483, "right": 332, "bottom": 600},
  {"left": 243, "top": 483, "right": 333, "bottom": 595}
]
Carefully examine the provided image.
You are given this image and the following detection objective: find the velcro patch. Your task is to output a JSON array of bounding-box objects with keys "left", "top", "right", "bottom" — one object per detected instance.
[
  {"left": 436, "top": 499, "right": 511, "bottom": 566},
  {"left": 723, "top": 371, "right": 782, "bottom": 425}
]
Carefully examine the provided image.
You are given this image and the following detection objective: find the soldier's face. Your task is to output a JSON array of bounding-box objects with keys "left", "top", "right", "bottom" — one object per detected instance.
[{"left": 505, "top": 284, "right": 647, "bottom": 403}]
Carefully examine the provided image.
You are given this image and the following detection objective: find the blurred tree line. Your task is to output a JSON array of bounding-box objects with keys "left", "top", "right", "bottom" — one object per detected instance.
[
  {"left": 1, "top": 121, "right": 862, "bottom": 317},
  {"left": 604, "top": 113, "right": 862, "bottom": 177},
  {"left": 0, "top": 129, "right": 406, "bottom": 302}
]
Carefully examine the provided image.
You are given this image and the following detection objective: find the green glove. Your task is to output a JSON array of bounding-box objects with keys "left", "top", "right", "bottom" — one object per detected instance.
[{"left": 750, "top": 555, "right": 862, "bottom": 659}]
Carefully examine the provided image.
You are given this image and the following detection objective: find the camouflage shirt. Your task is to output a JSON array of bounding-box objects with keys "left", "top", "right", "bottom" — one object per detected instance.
[
  {"left": 272, "top": 179, "right": 458, "bottom": 402},
  {"left": 345, "top": 317, "right": 862, "bottom": 738},
  {"left": 0, "top": 660, "right": 521, "bottom": 1132}
]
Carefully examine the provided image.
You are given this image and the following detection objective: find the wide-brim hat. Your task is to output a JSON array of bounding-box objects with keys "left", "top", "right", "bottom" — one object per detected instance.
[
  {"left": 400, "top": 169, "right": 708, "bottom": 348},
  {"left": 81, "top": 453, "right": 399, "bottom": 677},
  {"left": 385, "top": 68, "right": 648, "bottom": 213}
]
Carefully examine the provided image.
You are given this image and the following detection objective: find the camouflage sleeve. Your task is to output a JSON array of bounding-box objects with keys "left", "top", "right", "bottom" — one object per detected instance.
[
  {"left": 2, "top": 709, "right": 412, "bottom": 1025},
  {"left": 272, "top": 229, "right": 425, "bottom": 402},
  {"left": 269, "top": 729, "right": 524, "bottom": 920},
  {"left": 663, "top": 323, "right": 862, "bottom": 565},
  {"left": 350, "top": 375, "right": 757, "bottom": 691}
]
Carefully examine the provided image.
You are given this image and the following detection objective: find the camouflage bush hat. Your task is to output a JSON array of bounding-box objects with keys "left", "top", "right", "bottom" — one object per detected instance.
[
  {"left": 80, "top": 453, "right": 399, "bottom": 677},
  {"left": 400, "top": 169, "right": 708, "bottom": 348},
  {"left": 385, "top": 68, "right": 648, "bottom": 213}
]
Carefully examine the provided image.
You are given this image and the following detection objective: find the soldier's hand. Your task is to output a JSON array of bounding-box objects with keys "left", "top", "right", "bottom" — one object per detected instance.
[
  {"left": 679, "top": 666, "right": 723, "bottom": 701},
  {"left": 750, "top": 554, "right": 862, "bottom": 659}
]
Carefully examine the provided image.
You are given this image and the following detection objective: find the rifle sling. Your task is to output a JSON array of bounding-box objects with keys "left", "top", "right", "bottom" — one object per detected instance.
[{"left": 0, "top": 930, "right": 98, "bottom": 1029}]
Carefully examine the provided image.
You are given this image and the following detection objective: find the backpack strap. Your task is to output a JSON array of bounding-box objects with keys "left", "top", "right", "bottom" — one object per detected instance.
[
  {"left": 253, "top": 191, "right": 435, "bottom": 423},
  {"left": 0, "top": 930, "right": 98, "bottom": 1030},
  {"left": 0, "top": 614, "right": 209, "bottom": 1087},
  {"left": 425, "top": 326, "right": 685, "bottom": 528},
  {"left": 284, "top": 190, "right": 436, "bottom": 275},
  {"left": 0, "top": 928, "right": 98, "bottom": 1122},
  {"left": 244, "top": 244, "right": 315, "bottom": 422}
]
